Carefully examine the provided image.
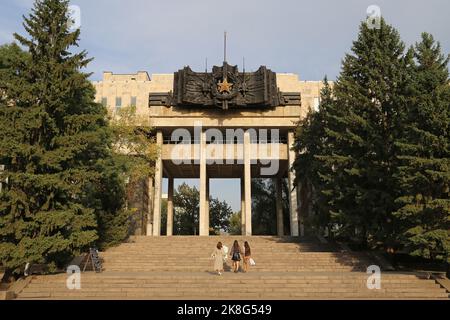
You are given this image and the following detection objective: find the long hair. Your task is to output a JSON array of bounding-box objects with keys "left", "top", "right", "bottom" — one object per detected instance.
[
  {"left": 244, "top": 241, "right": 251, "bottom": 255},
  {"left": 233, "top": 240, "right": 240, "bottom": 251},
  {"left": 217, "top": 242, "right": 222, "bottom": 250}
]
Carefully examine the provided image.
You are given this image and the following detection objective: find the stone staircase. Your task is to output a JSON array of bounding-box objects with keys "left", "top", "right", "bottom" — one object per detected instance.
[{"left": 14, "top": 236, "right": 449, "bottom": 300}]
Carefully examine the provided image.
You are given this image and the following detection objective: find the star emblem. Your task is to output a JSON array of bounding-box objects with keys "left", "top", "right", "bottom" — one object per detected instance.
[{"left": 217, "top": 78, "right": 233, "bottom": 94}]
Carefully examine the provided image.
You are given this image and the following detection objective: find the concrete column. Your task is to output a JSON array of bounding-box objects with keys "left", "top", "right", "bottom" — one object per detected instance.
[
  {"left": 166, "top": 177, "right": 174, "bottom": 236},
  {"left": 240, "top": 178, "right": 245, "bottom": 235},
  {"left": 146, "top": 177, "right": 154, "bottom": 236},
  {"left": 199, "top": 129, "right": 208, "bottom": 236},
  {"left": 152, "top": 130, "right": 163, "bottom": 236},
  {"left": 275, "top": 177, "right": 284, "bottom": 236},
  {"left": 288, "top": 131, "right": 301, "bottom": 236},
  {"left": 244, "top": 131, "right": 252, "bottom": 236},
  {"left": 206, "top": 177, "right": 210, "bottom": 235}
]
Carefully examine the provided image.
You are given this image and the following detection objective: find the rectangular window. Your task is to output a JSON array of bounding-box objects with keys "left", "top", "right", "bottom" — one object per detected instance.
[
  {"left": 116, "top": 97, "right": 122, "bottom": 108},
  {"left": 131, "top": 96, "right": 137, "bottom": 106},
  {"left": 101, "top": 97, "right": 107, "bottom": 107}
]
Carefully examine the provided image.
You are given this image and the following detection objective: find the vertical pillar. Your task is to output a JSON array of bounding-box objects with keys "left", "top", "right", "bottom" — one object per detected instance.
[
  {"left": 199, "top": 129, "right": 208, "bottom": 236},
  {"left": 240, "top": 178, "right": 246, "bottom": 235},
  {"left": 206, "top": 177, "right": 210, "bottom": 235},
  {"left": 288, "top": 131, "right": 301, "bottom": 236},
  {"left": 244, "top": 131, "right": 252, "bottom": 236},
  {"left": 275, "top": 177, "right": 284, "bottom": 236},
  {"left": 146, "top": 177, "right": 154, "bottom": 236},
  {"left": 152, "top": 131, "right": 163, "bottom": 236},
  {"left": 166, "top": 177, "right": 174, "bottom": 236}
]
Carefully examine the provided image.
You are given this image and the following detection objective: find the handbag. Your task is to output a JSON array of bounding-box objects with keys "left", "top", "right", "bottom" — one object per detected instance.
[{"left": 249, "top": 258, "right": 256, "bottom": 266}]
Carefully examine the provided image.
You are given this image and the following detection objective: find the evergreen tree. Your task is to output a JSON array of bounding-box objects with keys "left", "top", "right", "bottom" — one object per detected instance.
[
  {"left": 0, "top": 44, "right": 28, "bottom": 92},
  {"left": 251, "top": 179, "right": 289, "bottom": 235},
  {"left": 294, "top": 19, "right": 414, "bottom": 248},
  {"left": 294, "top": 78, "right": 338, "bottom": 233},
  {"left": 0, "top": 0, "right": 121, "bottom": 272},
  {"left": 394, "top": 33, "right": 450, "bottom": 261},
  {"left": 330, "top": 18, "right": 414, "bottom": 247}
]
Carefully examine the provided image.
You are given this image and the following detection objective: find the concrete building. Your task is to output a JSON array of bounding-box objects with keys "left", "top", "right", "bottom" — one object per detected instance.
[{"left": 93, "top": 65, "right": 324, "bottom": 237}]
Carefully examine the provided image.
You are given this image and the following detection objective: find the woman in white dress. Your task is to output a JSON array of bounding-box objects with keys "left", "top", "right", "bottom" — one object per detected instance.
[{"left": 211, "top": 242, "right": 225, "bottom": 275}]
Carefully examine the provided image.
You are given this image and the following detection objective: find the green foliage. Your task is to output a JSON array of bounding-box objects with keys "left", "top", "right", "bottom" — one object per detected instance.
[
  {"left": 229, "top": 212, "right": 242, "bottom": 235},
  {"left": 172, "top": 183, "right": 233, "bottom": 235},
  {"left": 393, "top": 33, "right": 450, "bottom": 261},
  {"left": 294, "top": 19, "right": 449, "bottom": 261},
  {"left": 209, "top": 198, "right": 233, "bottom": 235},
  {"left": 0, "top": 0, "right": 129, "bottom": 271},
  {"left": 251, "top": 179, "right": 289, "bottom": 235},
  {"left": 109, "top": 105, "right": 157, "bottom": 183},
  {"left": 0, "top": 43, "right": 29, "bottom": 92},
  {"left": 173, "top": 183, "right": 200, "bottom": 235}
]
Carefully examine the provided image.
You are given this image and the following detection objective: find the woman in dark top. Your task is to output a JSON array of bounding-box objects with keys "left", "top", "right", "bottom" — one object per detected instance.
[
  {"left": 230, "top": 240, "right": 243, "bottom": 273},
  {"left": 243, "top": 241, "right": 252, "bottom": 273}
]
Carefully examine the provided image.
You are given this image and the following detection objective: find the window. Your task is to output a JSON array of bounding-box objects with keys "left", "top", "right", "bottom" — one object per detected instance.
[
  {"left": 101, "top": 97, "right": 107, "bottom": 107},
  {"left": 116, "top": 97, "right": 122, "bottom": 108},
  {"left": 131, "top": 96, "right": 137, "bottom": 106}
]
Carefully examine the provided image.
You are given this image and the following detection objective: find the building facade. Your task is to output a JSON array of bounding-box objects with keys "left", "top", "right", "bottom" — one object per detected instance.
[{"left": 93, "top": 64, "right": 324, "bottom": 237}]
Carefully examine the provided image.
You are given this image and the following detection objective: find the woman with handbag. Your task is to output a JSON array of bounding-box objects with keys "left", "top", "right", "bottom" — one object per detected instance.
[
  {"left": 211, "top": 242, "right": 225, "bottom": 275},
  {"left": 243, "top": 241, "right": 252, "bottom": 273},
  {"left": 230, "top": 240, "right": 243, "bottom": 273}
]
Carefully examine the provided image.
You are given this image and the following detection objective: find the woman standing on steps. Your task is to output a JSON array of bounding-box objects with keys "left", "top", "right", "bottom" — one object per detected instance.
[
  {"left": 230, "top": 240, "right": 243, "bottom": 273},
  {"left": 211, "top": 242, "right": 225, "bottom": 275},
  {"left": 243, "top": 241, "right": 252, "bottom": 273}
]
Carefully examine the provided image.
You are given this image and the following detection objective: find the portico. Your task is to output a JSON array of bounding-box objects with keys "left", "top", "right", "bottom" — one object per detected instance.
[{"left": 93, "top": 63, "right": 325, "bottom": 237}]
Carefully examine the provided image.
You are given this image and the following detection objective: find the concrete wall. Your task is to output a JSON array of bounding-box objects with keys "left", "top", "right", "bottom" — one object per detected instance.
[{"left": 92, "top": 71, "right": 326, "bottom": 127}]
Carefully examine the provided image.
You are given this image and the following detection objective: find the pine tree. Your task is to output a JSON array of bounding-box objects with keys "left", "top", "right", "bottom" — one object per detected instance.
[
  {"left": 0, "top": 44, "right": 29, "bottom": 91},
  {"left": 328, "top": 18, "right": 413, "bottom": 246},
  {"left": 294, "top": 19, "right": 414, "bottom": 248},
  {"left": 0, "top": 0, "right": 118, "bottom": 272},
  {"left": 330, "top": 18, "right": 414, "bottom": 247},
  {"left": 294, "top": 77, "right": 338, "bottom": 233},
  {"left": 394, "top": 33, "right": 450, "bottom": 261}
]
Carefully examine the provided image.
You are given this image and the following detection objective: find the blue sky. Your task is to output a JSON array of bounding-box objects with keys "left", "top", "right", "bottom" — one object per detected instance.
[{"left": 1, "top": 0, "right": 449, "bottom": 211}]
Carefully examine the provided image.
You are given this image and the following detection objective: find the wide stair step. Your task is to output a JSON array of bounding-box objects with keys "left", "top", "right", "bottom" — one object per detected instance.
[{"left": 15, "top": 236, "right": 449, "bottom": 300}]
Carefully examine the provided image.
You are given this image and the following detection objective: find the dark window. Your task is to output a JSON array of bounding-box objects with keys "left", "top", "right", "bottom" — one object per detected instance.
[
  {"left": 101, "top": 97, "right": 107, "bottom": 107},
  {"left": 131, "top": 96, "right": 137, "bottom": 106},
  {"left": 116, "top": 97, "right": 122, "bottom": 108}
]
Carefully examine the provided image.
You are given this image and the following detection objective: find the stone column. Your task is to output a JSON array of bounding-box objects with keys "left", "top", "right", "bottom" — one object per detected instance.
[
  {"left": 146, "top": 177, "right": 154, "bottom": 236},
  {"left": 244, "top": 131, "right": 252, "bottom": 236},
  {"left": 240, "top": 178, "right": 246, "bottom": 235},
  {"left": 199, "top": 129, "right": 208, "bottom": 236},
  {"left": 288, "top": 131, "right": 300, "bottom": 236},
  {"left": 206, "top": 177, "right": 210, "bottom": 235},
  {"left": 166, "top": 177, "right": 174, "bottom": 236},
  {"left": 152, "top": 130, "right": 163, "bottom": 236},
  {"left": 275, "top": 177, "right": 284, "bottom": 236}
]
